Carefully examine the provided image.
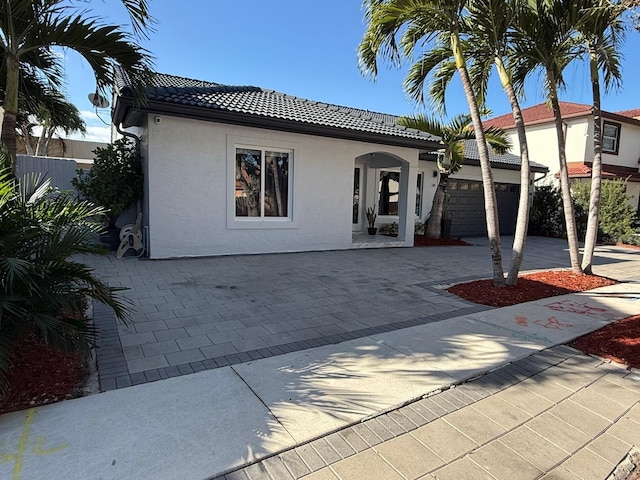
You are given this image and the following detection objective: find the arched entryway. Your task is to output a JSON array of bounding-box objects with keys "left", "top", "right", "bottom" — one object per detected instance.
[{"left": 352, "top": 151, "right": 416, "bottom": 247}]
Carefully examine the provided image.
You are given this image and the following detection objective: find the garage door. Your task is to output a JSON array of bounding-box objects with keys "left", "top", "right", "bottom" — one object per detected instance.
[{"left": 447, "top": 180, "right": 520, "bottom": 237}]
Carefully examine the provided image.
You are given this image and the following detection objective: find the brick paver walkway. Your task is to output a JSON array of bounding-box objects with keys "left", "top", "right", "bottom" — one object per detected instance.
[{"left": 84, "top": 237, "right": 640, "bottom": 392}]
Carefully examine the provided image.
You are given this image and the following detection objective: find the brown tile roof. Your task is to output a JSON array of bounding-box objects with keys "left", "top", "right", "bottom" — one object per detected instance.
[
  {"left": 616, "top": 108, "right": 640, "bottom": 119},
  {"left": 115, "top": 71, "right": 440, "bottom": 144},
  {"left": 483, "top": 102, "right": 593, "bottom": 129},
  {"left": 565, "top": 162, "right": 640, "bottom": 182}
]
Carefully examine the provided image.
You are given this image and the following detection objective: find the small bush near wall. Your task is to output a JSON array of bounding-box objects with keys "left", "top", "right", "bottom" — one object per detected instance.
[
  {"left": 571, "top": 179, "right": 637, "bottom": 241},
  {"left": 379, "top": 222, "right": 399, "bottom": 236},
  {"left": 529, "top": 185, "right": 565, "bottom": 237},
  {"left": 530, "top": 180, "right": 638, "bottom": 242}
]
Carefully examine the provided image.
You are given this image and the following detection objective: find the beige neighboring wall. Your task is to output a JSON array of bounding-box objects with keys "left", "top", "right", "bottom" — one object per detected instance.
[{"left": 505, "top": 117, "right": 589, "bottom": 177}]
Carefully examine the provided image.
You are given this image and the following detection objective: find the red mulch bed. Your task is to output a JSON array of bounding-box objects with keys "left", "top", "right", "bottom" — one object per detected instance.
[
  {"left": 0, "top": 337, "right": 86, "bottom": 415},
  {"left": 570, "top": 315, "right": 640, "bottom": 369},
  {"left": 414, "top": 235, "right": 470, "bottom": 247},
  {"left": 447, "top": 270, "right": 616, "bottom": 308}
]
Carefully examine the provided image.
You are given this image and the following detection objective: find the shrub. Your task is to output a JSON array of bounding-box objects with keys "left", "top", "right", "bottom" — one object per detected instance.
[
  {"left": 529, "top": 184, "right": 564, "bottom": 237},
  {"left": 571, "top": 179, "right": 637, "bottom": 241},
  {"left": 0, "top": 168, "right": 131, "bottom": 395},
  {"left": 72, "top": 138, "right": 143, "bottom": 228},
  {"left": 378, "top": 222, "right": 398, "bottom": 235}
]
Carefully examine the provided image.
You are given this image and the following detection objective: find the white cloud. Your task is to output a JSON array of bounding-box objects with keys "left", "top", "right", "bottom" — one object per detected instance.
[
  {"left": 67, "top": 125, "right": 111, "bottom": 143},
  {"left": 79, "top": 110, "right": 101, "bottom": 122}
]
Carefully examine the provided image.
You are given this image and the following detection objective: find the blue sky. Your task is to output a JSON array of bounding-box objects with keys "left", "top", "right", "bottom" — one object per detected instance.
[{"left": 62, "top": 0, "right": 640, "bottom": 142}]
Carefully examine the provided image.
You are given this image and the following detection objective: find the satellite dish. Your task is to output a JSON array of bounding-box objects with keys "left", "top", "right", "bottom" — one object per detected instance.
[{"left": 88, "top": 92, "right": 109, "bottom": 108}]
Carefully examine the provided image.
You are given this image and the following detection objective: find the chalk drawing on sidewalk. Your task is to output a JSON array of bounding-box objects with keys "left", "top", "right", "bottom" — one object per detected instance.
[
  {"left": 0, "top": 408, "right": 68, "bottom": 480},
  {"left": 510, "top": 331, "right": 552, "bottom": 344},
  {"left": 533, "top": 317, "right": 573, "bottom": 330},
  {"left": 545, "top": 300, "right": 609, "bottom": 318},
  {"left": 514, "top": 315, "right": 573, "bottom": 330}
]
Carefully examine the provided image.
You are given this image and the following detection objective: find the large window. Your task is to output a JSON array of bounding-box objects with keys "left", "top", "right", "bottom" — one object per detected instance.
[
  {"left": 378, "top": 170, "right": 424, "bottom": 217},
  {"left": 602, "top": 121, "right": 621, "bottom": 155},
  {"left": 235, "top": 147, "right": 290, "bottom": 218},
  {"left": 378, "top": 171, "right": 400, "bottom": 215}
]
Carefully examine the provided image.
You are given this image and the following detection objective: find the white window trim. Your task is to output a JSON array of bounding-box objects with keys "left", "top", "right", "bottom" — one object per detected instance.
[{"left": 226, "top": 135, "right": 299, "bottom": 230}]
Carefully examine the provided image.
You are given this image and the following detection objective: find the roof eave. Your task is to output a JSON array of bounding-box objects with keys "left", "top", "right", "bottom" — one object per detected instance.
[
  {"left": 462, "top": 157, "right": 548, "bottom": 173},
  {"left": 113, "top": 96, "right": 442, "bottom": 150}
]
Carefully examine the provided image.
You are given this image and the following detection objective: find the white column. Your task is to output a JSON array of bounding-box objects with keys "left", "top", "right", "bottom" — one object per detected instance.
[{"left": 398, "top": 163, "right": 417, "bottom": 245}]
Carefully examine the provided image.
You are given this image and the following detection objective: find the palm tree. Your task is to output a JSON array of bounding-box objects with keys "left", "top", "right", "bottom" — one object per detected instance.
[
  {"left": 577, "top": 0, "right": 625, "bottom": 274},
  {"left": 0, "top": 161, "right": 131, "bottom": 393},
  {"left": 360, "top": 0, "right": 506, "bottom": 286},
  {"left": 0, "top": 0, "right": 153, "bottom": 164},
  {"left": 398, "top": 113, "right": 510, "bottom": 238},
  {"left": 33, "top": 94, "right": 87, "bottom": 156},
  {"left": 510, "top": 0, "right": 584, "bottom": 274},
  {"left": 403, "top": 0, "right": 533, "bottom": 285}
]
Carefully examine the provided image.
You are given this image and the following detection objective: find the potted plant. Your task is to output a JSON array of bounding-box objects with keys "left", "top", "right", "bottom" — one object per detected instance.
[
  {"left": 366, "top": 206, "right": 377, "bottom": 235},
  {"left": 72, "top": 138, "right": 143, "bottom": 249}
]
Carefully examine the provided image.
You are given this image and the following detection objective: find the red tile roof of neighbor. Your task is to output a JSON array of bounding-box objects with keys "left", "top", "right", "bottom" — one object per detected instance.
[
  {"left": 616, "top": 108, "right": 640, "bottom": 119},
  {"left": 484, "top": 102, "right": 593, "bottom": 129},
  {"left": 566, "top": 162, "right": 640, "bottom": 182},
  {"left": 485, "top": 102, "right": 640, "bottom": 130}
]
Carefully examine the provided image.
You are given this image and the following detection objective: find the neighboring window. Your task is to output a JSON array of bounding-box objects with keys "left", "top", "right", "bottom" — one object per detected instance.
[
  {"left": 378, "top": 171, "right": 400, "bottom": 215},
  {"left": 235, "top": 147, "right": 290, "bottom": 218},
  {"left": 415, "top": 173, "right": 423, "bottom": 217},
  {"left": 602, "top": 121, "right": 621, "bottom": 155}
]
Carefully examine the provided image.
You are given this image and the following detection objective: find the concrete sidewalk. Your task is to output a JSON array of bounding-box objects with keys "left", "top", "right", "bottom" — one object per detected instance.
[
  {"left": 218, "top": 347, "right": 640, "bottom": 480},
  {"left": 1, "top": 282, "right": 639, "bottom": 480}
]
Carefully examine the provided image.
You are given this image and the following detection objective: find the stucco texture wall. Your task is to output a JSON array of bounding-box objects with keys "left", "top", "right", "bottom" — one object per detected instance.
[{"left": 144, "top": 115, "right": 419, "bottom": 258}]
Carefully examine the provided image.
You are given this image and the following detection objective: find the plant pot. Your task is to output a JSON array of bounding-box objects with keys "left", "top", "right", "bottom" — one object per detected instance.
[
  {"left": 99, "top": 227, "right": 121, "bottom": 251},
  {"left": 440, "top": 219, "right": 452, "bottom": 239},
  {"left": 368, "top": 227, "right": 377, "bottom": 235}
]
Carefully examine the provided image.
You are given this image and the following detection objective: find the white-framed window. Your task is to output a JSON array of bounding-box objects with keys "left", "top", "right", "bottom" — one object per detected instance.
[
  {"left": 378, "top": 170, "right": 400, "bottom": 215},
  {"left": 234, "top": 145, "right": 292, "bottom": 221},
  {"left": 602, "top": 121, "right": 621, "bottom": 155},
  {"left": 377, "top": 169, "right": 424, "bottom": 217}
]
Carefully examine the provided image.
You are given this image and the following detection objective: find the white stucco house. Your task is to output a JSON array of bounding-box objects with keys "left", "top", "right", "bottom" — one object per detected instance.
[
  {"left": 111, "top": 71, "right": 547, "bottom": 259},
  {"left": 484, "top": 101, "right": 640, "bottom": 213}
]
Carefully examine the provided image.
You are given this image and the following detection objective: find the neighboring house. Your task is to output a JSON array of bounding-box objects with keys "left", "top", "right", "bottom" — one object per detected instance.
[
  {"left": 484, "top": 101, "right": 640, "bottom": 213},
  {"left": 112, "top": 71, "right": 547, "bottom": 259}
]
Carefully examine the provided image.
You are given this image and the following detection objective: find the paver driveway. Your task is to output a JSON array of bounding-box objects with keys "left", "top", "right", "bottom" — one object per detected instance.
[{"left": 85, "top": 236, "right": 639, "bottom": 391}]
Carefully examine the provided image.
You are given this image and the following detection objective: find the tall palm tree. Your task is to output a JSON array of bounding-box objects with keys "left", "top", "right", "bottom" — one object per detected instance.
[
  {"left": 398, "top": 113, "right": 510, "bottom": 238},
  {"left": 0, "top": 0, "right": 153, "bottom": 164},
  {"left": 510, "top": 0, "right": 584, "bottom": 274},
  {"left": 360, "top": 0, "right": 506, "bottom": 286},
  {"left": 403, "top": 0, "right": 533, "bottom": 286},
  {"left": 577, "top": 0, "right": 625, "bottom": 274}
]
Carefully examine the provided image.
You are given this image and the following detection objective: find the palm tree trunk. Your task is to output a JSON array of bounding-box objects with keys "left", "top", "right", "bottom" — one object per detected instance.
[
  {"left": 36, "top": 128, "right": 47, "bottom": 156},
  {"left": 548, "top": 71, "right": 582, "bottom": 273},
  {"left": 426, "top": 172, "right": 449, "bottom": 238},
  {"left": 498, "top": 60, "right": 530, "bottom": 286},
  {"left": 582, "top": 47, "right": 602, "bottom": 274},
  {"left": 451, "top": 30, "right": 504, "bottom": 285},
  {"left": 2, "top": 56, "right": 20, "bottom": 171}
]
